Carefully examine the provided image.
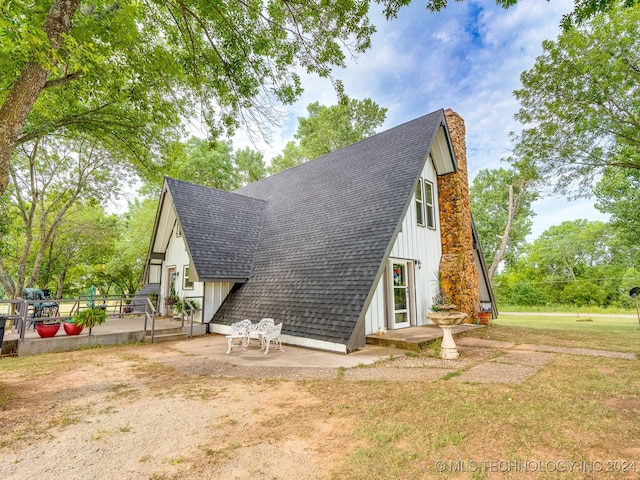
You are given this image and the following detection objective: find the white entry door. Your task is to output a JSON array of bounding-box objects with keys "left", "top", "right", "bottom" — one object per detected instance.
[{"left": 390, "top": 260, "right": 411, "bottom": 329}]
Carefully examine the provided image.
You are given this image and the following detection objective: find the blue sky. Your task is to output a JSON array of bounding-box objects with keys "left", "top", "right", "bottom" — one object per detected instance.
[{"left": 232, "top": 0, "right": 609, "bottom": 240}]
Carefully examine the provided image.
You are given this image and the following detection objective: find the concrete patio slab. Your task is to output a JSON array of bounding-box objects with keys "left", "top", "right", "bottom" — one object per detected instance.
[{"left": 170, "top": 333, "right": 410, "bottom": 368}]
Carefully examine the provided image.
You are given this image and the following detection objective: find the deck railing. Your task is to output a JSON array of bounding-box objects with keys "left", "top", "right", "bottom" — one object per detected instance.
[
  {"left": 143, "top": 296, "right": 157, "bottom": 343},
  {"left": 0, "top": 294, "right": 153, "bottom": 343},
  {"left": 178, "top": 295, "right": 203, "bottom": 338}
]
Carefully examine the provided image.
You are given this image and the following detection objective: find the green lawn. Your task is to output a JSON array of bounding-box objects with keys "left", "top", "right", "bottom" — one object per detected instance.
[{"left": 461, "top": 313, "right": 640, "bottom": 354}]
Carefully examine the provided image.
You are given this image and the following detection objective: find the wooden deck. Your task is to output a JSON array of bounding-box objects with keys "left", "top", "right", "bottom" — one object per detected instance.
[{"left": 366, "top": 324, "right": 482, "bottom": 351}]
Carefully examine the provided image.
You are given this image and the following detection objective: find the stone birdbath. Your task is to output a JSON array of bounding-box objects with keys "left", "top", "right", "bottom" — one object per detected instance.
[{"left": 424, "top": 311, "right": 468, "bottom": 360}]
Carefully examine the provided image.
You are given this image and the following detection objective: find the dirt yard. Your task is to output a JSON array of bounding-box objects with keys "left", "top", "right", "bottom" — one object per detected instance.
[
  {"left": 0, "top": 340, "right": 503, "bottom": 480},
  {"left": 0, "top": 337, "right": 637, "bottom": 480}
]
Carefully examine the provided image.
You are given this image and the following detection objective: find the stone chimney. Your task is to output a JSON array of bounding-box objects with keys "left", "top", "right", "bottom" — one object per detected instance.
[{"left": 436, "top": 109, "right": 480, "bottom": 322}]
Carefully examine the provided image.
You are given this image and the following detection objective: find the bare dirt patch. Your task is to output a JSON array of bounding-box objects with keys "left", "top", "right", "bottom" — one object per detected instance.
[
  {"left": 0, "top": 345, "right": 347, "bottom": 480},
  {"left": 0, "top": 342, "right": 503, "bottom": 480},
  {"left": 2, "top": 340, "right": 636, "bottom": 480}
]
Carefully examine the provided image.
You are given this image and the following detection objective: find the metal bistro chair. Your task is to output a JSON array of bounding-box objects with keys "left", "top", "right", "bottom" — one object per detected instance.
[
  {"left": 249, "top": 317, "right": 274, "bottom": 349},
  {"left": 225, "top": 319, "right": 252, "bottom": 354},
  {"left": 262, "top": 322, "right": 285, "bottom": 355}
]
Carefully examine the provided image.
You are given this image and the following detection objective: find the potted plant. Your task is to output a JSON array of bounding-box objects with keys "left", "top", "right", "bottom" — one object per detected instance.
[
  {"left": 431, "top": 270, "right": 457, "bottom": 312},
  {"left": 478, "top": 302, "right": 492, "bottom": 325},
  {"left": 36, "top": 320, "right": 61, "bottom": 338},
  {"left": 175, "top": 298, "right": 199, "bottom": 314},
  {"left": 73, "top": 307, "right": 107, "bottom": 335},
  {"left": 63, "top": 317, "right": 83, "bottom": 336},
  {"left": 164, "top": 286, "right": 179, "bottom": 315}
]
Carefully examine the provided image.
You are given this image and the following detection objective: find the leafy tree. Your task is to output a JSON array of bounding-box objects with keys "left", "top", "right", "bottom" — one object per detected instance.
[
  {"left": 234, "top": 147, "right": 267, "bottom": 185},
  {"left": 43, "top": 205, "right": 118, "bottom": 298},
  {"left": 164, "top": 138, "right": 240, "bottom": 191},
  {"left": 269, "top": 141, "right": 308, "bottom": 176},
  {"left": 470, "top": 167, "right": 537, "bottom": 283},
  {"left": 528, "top": 220, "right": 613, "bottom": 281},
  {"left": 0, "top": 134, "right": 128, "bottom": 298},
  {"left": 0, "top": 0, "right": 386, "bottom": 197},
  {"left": 102, "top": 198, "right": 158, "bottom": 296},
  {"left": 269, "top": 98, "right": 387, "bottom": 174},
  {"left": 497, "top": 219, "right": 637, "bottom": 307},
  {"left": 512, "top": 2, "right": 640, "bottom": 197},
  {"left": 594, "top": 168, "right": 640, "bottom": 245}
]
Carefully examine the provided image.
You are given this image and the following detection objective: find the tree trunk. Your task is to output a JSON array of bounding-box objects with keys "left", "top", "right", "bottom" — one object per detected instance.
[
  {"left": 488, "top": 180, "right": 531, "bottom": 284},
  {"left": 488, "top": 185, "right": 515, "bottom": 284},
  {"left": 0, "top": 258, "right": 16, "bottom": 298},
  {"left": 0, "top": 0, "right": 81, "bottom": 197},
  {"left": 56, "top": 270, "right": 66, "bottom": 300}
]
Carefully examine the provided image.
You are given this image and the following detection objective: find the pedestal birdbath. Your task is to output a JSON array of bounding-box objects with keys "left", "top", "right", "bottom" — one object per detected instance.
[{"left": 424, "top": 311, "right": 468, "bottom": 360}]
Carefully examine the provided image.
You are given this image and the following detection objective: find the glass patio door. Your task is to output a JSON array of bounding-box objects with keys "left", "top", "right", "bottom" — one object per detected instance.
[{"left": 390, "top": 261, "right": 411, "bottom": 329}]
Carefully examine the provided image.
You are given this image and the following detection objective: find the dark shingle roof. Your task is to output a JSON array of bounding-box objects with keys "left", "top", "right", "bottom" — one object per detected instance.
[
  {"left": 207, "top": 110, "right": 449, "bottom": 350},
  {"left": 166, "top": 177, "right": 266, "bottom": 281}
]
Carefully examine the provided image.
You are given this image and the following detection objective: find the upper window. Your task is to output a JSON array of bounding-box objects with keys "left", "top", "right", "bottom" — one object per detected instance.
[
  {"left": 415, "top": 179, "right": 425, "bottom": 226},
  {"left": 425, "top": 180, "right": 435, "bottom": 229},
  {"left": 183, "top": 265, "right": 193, "bottom": 290}
]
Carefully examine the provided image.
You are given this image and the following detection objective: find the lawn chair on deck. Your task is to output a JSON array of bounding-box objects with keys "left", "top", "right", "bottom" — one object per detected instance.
[{"left": 225, "top": 319, "right": 251, "bottom": 354}]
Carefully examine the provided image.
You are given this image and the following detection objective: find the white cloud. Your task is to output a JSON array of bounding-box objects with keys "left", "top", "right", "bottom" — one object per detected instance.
[{"left": 231, "top": 0, "right": 604, "bottom": 239}]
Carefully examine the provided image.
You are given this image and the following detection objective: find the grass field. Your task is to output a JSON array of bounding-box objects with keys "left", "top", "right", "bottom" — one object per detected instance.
[
  {"left": 465, "top": 313, "right": 640, "bottom": 354},
  {"left": 332, "top": 318, "right": 640, "bottom": 478}
]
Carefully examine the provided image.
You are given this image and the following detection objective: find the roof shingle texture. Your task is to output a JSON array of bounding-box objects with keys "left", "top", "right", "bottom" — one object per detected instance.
[
  {"left": 170, "top": 110, "right": 445, "bottom": 348},
  {"left": 167, "top": 178, "right": 266, "bottom": 281}
]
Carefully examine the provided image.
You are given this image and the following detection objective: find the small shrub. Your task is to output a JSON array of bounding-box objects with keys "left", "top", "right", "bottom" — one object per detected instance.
[{"left": 73, "top": 307, "right": 107, "bottom": 330}]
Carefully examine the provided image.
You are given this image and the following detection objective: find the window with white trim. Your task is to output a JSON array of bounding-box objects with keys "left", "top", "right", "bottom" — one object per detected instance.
[
  {"left": 425, "top": 180, "right": 435, "bottom": 229},
  {"left": 183, "top": 265, "right": 193, "bottom": 289},
  {"left": 416, "top": 179, "right": 425, "bottom": 226}
]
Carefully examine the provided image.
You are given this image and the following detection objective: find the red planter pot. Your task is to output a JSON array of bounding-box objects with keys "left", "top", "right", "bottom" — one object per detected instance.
[
  {"left": 478, "top": 312, "right": 492, "bottom": 325},
  {"left": 63, "top": 322, "right": 83, "bottom": 336},
  {"left": 36, "top": 322, "right": 61, "bottom": 338}
]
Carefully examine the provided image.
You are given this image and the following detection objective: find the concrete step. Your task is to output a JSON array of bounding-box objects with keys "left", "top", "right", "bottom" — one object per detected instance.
[
  {"left": 144, "top": 331, "right": 189, "bottom": 343},
  {"left": 145, "top": 326, "right": 183, "bottom": 336},
  {"left": 144, "top": 326, "right": 187, "bottom": 343}
]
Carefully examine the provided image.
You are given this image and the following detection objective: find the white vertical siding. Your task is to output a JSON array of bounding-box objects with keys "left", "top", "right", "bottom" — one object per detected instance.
[
  {"left": 365, "top": 280, "right": 386, "bottom": 335},
  {"left": 162, "top": 224, "right": 203, "bottom": 321},
  {"left": 203, "top": 282, "right": 234, "bottom": 321},
  {"left": 364, "top": 156, "right": 443, "bottom": 334},
  {"left": 148, "top": 264, "right": 162, "bottom": 284}
]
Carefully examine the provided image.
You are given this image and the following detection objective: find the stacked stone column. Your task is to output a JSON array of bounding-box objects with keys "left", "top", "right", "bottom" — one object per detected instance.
[{"left": 436, "top": 109, "right": 480, "bottom": 322}]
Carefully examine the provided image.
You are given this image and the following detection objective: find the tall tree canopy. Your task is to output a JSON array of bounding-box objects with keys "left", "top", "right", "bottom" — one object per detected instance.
[
  {"left": 594, "top": 168, "right": 640, "bottom": 245},
  {"left": 0, "top": 0, "right": 387, "bottom": 197},
  {"left": 269, "top": 97, "right": 387, "bottom": 174},
  {"left": 1, "top": 0, "right": 631, "bottom": 198},
  {"left": 494, "top": 219, "right": 639, "bottom": 308},
  {"left": 512, "top": 2, "right": 640, "bottom": 197}
]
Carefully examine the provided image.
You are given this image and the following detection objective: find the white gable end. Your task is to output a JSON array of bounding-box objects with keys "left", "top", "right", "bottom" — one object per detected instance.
[{"left": 364, "top": 151, "right": 443, "bottom": 335}]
